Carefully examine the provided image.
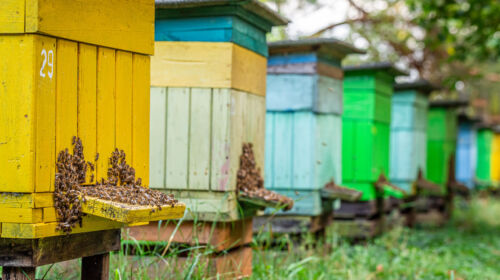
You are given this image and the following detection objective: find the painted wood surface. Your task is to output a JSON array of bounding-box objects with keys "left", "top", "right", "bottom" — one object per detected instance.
[
  {"left": 456, "top": 124, "right": 478, "bottom": 188},
  {"left": 491, "top": 133, "right": 500, "bottom": 182},
  {"left": 265, "top": 112, "right": 342, "bottom": 191},
  {"left": 428, "top": 108, "right": 458, "bottom": 141},
  {"left": 344, "top": 70, "right": 394, "bottom": 96},
  {"left": 266, "top": 74, "right": 343, "bottom": 114},
  {"left": 155, "top": 16, "right": 268, "bottom": 56},
  {"left": 343, "top": 90, "right": 391, "bottom": 123},
  {"left": 151, "top": 42, "right": 267, "bottom": 96},
  {"left": 0, "top": 34, "right": 151, "bottom": 193},
  {"left": 0, "top": 193, "right": 53, "bottom": 208},
  {"left": 268, "top": 53, "right": 341, "bottom": 68},
  {"left": 0, "top": 0, "right": 154, "bottom": 54},
  {"left": 267, "top": 62, "right": 344, "bottom": 80},
  {"left": 263, "top": 190, "right": 324, "bottom": 216},
  {"left": 149, "top": 87, "right": 265, "bottom": 193},
  {"left": 389, "top": 90, "right": 429, "bottom": 192}
]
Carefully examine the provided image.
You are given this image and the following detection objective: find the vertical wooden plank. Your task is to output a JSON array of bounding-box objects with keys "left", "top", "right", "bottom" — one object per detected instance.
[
  {"left": 245, "top": 93, "right": 266, "bottom": 176},
  {"left": 211, "top": 89, "right": 231, "bottom": 191},
  {"left": 55, "top": 40, "right": 78, "bottom": 158},
  {"left": 78, "top": 43, "right": 97, "bottom": 184},
  {"left": 115, "top": 51, "right": 133, "bottom": 157},
  {"left": 81, "top": 253, "right": 110, "bottom": 280},
  {"left": 166, "top": 87, "right": 189, "bottom": 189},
  {"left": 293, "top": 112, "right": 315, "bottom": 189},
  {"left": 149, "top": 87, "right": 167, "bottom": 189},
  {"left": 316, "top": 114, "right": 341, "bottom": 187},
  {"left": 0, "top": 35, "right": 35, "bottom": 192},
  {"left": 273, "top": 112, "right": 293, "bottom": 189},
  {"left": 264, "top": 113, "right": 275, "bottom": 189},
  {"left": 188, "top": 88, "right": 212, "bottom": 190},
  {"left": 229, "top": 90, "right": 246, "bottom": 191},
  {"left": 332, "top": 115, "right": 343, "bottom": 184},
  {"left": 0, "top": 0, "right": 25, "bottom": 33},
  {"left": 35, "top": 35, "right": 57, "bottom": 192},
  {"left": 96, "top": 47, "right": 116, "bottom": 181},
  {"left": 132, "top": 54, "right": 150, "bottom": 186}
]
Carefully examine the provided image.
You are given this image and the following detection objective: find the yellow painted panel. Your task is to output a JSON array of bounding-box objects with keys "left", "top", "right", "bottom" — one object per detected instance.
[
  {"left": 0, "top": 208, "right": 42, "bottom": 223},
  {"left": 0, "top": 35, "right": 36, "bottom": 193},
  {"left": 151, "top": 42, "right": 266, "bottom": 96},
  {"left": 0, "top": 0, "right": 25, "bottom": 32},
  {"left": 0, "top": 193, "right": 53, "bottom": 208},
  {"left": 81, "top": 197, "right": 185, "bottom": 223},
  {"left": 55, "top": 40, "right": 78, "bottom": 158},
  {"left": 1, "top": 215, "right": 124, "bottom": 239},
  {"left": 34, "top": 35, "right": 57, "bottom": 192},
  {"left": 97, "top": 47, "right": 116, "bottom": 180},
  {"left": 491, "top": 134, "right": 500, "bottom": 181},
  {"left": 132, "top": 54, "right": 150, "bottom": 186},
  {"left": 23, "top": 0, "right": 154, "bottom": 54},
  {"left": 115, "top": 51, "right": 133, "bottom": 157},
  {"left": 78, "top": 43, "right": 97, "bottom": 184},
  {"left": 43, "top": 207, "right": 57, "bottom": 222},
  {"left": 231, "top": 44, "right": 267, "bottom": 97}
]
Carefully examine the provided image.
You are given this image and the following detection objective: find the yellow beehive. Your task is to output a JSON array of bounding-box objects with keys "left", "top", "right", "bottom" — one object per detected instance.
[
  {"left": 491, "top": 132, "right": 500, "bottom": 182},
  {"left": 0, "top": 0, "right": 169, "bottom": 238}
]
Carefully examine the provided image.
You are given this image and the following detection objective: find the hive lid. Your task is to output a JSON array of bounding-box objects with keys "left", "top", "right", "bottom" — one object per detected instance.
[
  {"left": 81, "top": 196, "right": 186, "bottom": 224},
  {"left": 394, "top": 79, "right": 440, "bottom": 95},
  {"left": 155, "top": 0, "right": 289, "bottom": 27},
  {"left": 268, "top": 38, "right": 365, "bottom": 59},
  {"left": 343, "top": 62, "right": 408, "bottom": 77}
]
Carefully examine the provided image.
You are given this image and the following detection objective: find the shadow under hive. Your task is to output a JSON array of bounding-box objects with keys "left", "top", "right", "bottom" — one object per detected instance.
[
  {"left": 335, "top": 63, "right": 407, "bottom": 239},
  {"left": 0, "top": 1, "right": 187, "bottom": 279},
  {"left": 253, "top": 38, "right": 364, "bottom": 239},
  {"left": 126, "top": 1, "right": 288, "bottom": 279}
]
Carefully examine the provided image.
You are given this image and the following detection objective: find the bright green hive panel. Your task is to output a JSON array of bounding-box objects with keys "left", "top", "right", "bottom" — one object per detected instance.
[
  {"left": 427, "top": 139, "right": 455, "bottom": 191},
  {"left": 428, "top": 108, "right": 458, "bottom": 141},
  {"left": 344, "top": 70, "right": 394, "bottom": 96},
  {"left": 476, "top": 129, "right": 493, "bottom": 182},
  {"left": 343, "top": 90, "right": 392, "bottom": 123}
]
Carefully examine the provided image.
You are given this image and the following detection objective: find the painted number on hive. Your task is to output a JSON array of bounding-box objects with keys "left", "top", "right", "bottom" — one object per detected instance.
[{"left": 40, "top": 49, "right": 54, "bottom": 79}]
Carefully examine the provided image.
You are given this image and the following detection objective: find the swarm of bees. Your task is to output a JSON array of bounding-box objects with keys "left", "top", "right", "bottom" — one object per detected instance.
[
  {"left": 54, "top": 137, "right": 177, "bottom": 233},
  {"left": 236, "top": 143, "right": 293, "bottom": 210}
]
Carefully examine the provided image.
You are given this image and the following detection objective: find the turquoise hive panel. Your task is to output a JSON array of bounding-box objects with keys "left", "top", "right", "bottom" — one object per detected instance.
[
  {"left": 264, "top": 190, "right": 323, "bottom": 216},
  {"left": 456, "top": 123, "right": 477, "bottom": 188}
]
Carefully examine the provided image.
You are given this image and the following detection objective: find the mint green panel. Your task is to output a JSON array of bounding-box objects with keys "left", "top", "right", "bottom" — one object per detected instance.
[
  {"left": 316, "top": 114, "right": 343, "bottom": 186},
  {"left": 271, "top": 113, "right": 293, "bottom": 188},
  {"left": 292, "top": 112, "right": 316, "bottom": 189}
]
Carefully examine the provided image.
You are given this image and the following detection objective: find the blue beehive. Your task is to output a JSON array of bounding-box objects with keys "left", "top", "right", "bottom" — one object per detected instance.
[
  {"left": 455, "top": 115, "right": 479, "bottom": 189},
  {"left": 264, "top": 38, "right": 364, "bottom": 216},
  {"left": 390, "top": 80, "right": 436, "bottom": 192}
]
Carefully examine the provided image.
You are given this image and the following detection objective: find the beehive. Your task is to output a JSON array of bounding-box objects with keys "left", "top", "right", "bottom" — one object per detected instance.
[
  {"left": 150, "top": 0, "right": 287, "bottom": 221},
  {"left": 342, "top": 63, "right": 406, "bottom": 201},
  {"left": 264, "top": 38, "right": 364, "bottom": 216},
  {"left": 0, "top": 0, "right": 155, "bottom": 238},
  {"left": 390, "top": 81, "right": 435, "bottom": 192},
  {"left": 474, "top": 127, "right": 492, "bottom": 188},
  {"left": 426, "top": 100, "right": 467, "bottom": 192},
  {"left": 490, "top": 131, "right": 500, "bottom": 184}
]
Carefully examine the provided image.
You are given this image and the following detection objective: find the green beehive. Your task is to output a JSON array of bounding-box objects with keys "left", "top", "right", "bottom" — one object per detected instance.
[{"left": 342, "top": 63, "right": 406, "bottom": 201}]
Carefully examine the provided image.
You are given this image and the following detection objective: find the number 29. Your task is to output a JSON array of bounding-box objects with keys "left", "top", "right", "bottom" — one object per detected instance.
[{"left": 40, "top": 49, "right": 54, "bottom": 79}]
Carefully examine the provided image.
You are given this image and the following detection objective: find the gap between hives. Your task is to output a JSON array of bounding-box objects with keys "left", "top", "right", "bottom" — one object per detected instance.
[
  {"left": 236, "top": 143, "right": 294, "bottom": 211},
  {"left": 54, "top": 137, "right": 178, "bottom": 233}
]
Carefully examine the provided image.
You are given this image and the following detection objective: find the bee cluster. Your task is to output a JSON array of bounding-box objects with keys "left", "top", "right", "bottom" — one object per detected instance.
[
  {"left": 237, "top": 143, "right": 293, "bottom": 210},
  {"left": 54, "top": 137, "right": 178, "bottom": 233}
]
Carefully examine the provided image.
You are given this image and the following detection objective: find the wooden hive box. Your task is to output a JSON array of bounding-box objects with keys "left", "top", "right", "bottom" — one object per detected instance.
[
  {"left": 426, "top": 100, "right": 467, "bottom": 191},
  {"left": 264, "top": 38, "right": 364, "bottom": 216},
  {"left": 455, "top": 117, "right": 479, "bottom": 189},
  {"left": 0, "top": 0, "right": 156, "bottom": 239},
  {"left": 150, "top": 0, "right": 287, "bottom": 221},
  {"left": 475, "top": 127, "right": 493, "bottom": 188},
  {"left": 390, "top": 81, "right": 435, "bottom": 192},
  {"left": 342, "top": 63, "right": 406, "bottom": 201},
  {"left": 490, "top": 131, "right": 500, "bottom": 185}
]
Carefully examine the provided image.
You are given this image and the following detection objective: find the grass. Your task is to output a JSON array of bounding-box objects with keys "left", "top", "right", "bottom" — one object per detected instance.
[{"left": 36, "top": 196, "right": 500, "bottom": 279}]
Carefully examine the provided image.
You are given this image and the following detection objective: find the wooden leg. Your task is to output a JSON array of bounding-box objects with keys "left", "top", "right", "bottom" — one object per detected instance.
[
  {"left": 81, "top": 253, "right": 110, "bottom": 280},
  {"left": 2, "top": 267, "right": 36, "bottom": 280}
]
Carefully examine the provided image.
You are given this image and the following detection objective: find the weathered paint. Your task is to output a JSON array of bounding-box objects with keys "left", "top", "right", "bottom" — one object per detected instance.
[
  {"left": 0, "top": 0, "right": 154, "bottom": 54},
  {"left": 151, "top": 42, "right": 267, "bottom": 96},
  {"left": 149, "top": 87, "right": 265, "bottom": 194}
]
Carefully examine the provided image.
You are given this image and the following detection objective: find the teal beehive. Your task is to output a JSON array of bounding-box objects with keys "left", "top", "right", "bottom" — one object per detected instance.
[
  {"left": 264, "top": 38, "right": 364, "bottom": 216},
  {"left": 390, "top": 80, "right": 436, "bottom": 192}
]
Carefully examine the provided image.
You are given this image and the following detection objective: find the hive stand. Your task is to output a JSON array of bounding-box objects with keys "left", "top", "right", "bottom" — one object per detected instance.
[
  {"left": 127, "top": 1, "right": 288, "bottom": 278},
  {"left": 0, "top": 230, "right": 120, "bottom": 280},
  {"left": 334, "top": 63, "right": 407, "bottom": 239},
  {"left": 253, "top": 38, "right": 364, "bottom": 241},
  {"left": 389, "top": 80, "right": 438, "bottom": 226}
]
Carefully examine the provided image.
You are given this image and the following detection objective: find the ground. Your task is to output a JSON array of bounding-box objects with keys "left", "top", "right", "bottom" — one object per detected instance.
[{"left": 35, "top": 196, "right": 500, "bottom": 279}]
